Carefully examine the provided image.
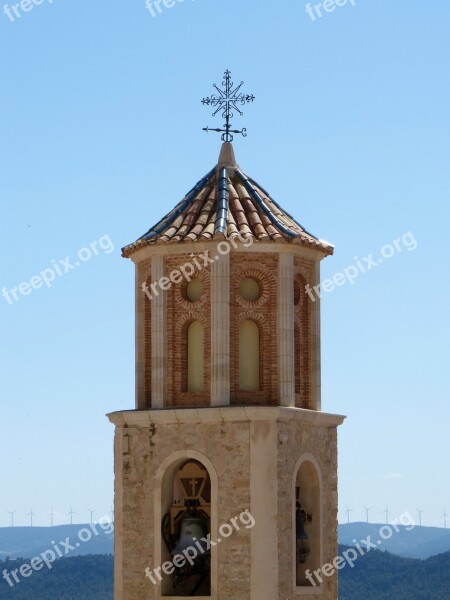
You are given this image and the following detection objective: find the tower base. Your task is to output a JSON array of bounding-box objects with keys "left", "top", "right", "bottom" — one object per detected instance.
[{"left": 108, "top": 406, "right": 344, "bottom": 600}]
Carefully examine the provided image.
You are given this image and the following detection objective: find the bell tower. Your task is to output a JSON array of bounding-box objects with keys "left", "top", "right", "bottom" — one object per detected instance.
[{"left": 108, "top": 73, "right": 345, "bottom": 600}]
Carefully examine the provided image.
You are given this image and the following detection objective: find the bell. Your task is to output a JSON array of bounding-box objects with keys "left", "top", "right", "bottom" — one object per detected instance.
[
  {"left": 296, "top": 504, "right": 309, "bottom": 541},
  {"left": 172, "top": 517, "right": 210, "bottom": 556}
]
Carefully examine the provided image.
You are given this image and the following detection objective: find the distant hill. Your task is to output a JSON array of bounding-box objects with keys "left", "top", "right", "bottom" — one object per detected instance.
[
  {"left": 0, "top": 525, "right": 113, "bottom": 561},
  {"left": 0, "top": 550, "right": 449, "bottom": 599},
  {"left": 339, "top": 545, "right": 450, "bottom": 600},
  {"left": 3, "top": 522, "right": 447, "bottom": 563},
  {"left": 339, "top": 522, "right": 450, "bottom": 559}
]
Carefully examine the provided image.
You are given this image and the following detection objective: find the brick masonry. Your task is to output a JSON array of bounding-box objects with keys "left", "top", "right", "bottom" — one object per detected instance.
[{"left": 138, "top": 249, "right": 317, "bottom": 410}]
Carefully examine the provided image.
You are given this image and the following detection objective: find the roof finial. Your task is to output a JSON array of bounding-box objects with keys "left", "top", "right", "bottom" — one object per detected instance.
[{"left": 202, "top": 70, "right": 255, "bottom": 142}]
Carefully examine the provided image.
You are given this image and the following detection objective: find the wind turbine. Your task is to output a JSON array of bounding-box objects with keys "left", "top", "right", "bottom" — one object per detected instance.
[
  {"left": 48, "top": 508, "right": 56, "bottom": 527},
  {"left": 87, "top": 508, "right": 96, "bottom": 525},
  {"left": 68, "top": 507, "right": 76, "bottom": 525},
  {"left": 442, "top": 510, "right": 448, "bottom": 529},
  {"left": 27, "top": 509, "right": 35, "bottom": 527},
  {"left": 363, "top": 506, "right": 372, "bottom": 523},
  {"left": 417, "top": 508, "right": 425, "bottom": 527},
  {"left": 383, "top": 505, "right": 392, "bottom": 524},
  {"left": 7, "top": 511, "right": 16, "bottom": 527},
  {"left": 345, "top": 506, "right": 353, "bottom": 524}
]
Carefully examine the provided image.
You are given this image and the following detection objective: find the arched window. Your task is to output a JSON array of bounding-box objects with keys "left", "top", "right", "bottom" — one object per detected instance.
[
  {"left": 239, "top": 320, "right": 260, "bottom": 391},
  {"left": 294, "top": 458, "right": 322, "bottom": 588},
  {"left": 188, "top": 321, "right": 204, "bottom": 392}
]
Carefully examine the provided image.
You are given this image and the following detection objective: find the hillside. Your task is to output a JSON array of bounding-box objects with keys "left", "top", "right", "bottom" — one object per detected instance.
[
  {"left": 339, "top": 545, "right": 450, "bottom": 600},
  {"left": 0, "top": 555, "right": 113, "bottom": 600},
  {"left": 339, "top": 522, "right": 450, "bottom": 559},
  {"left": 1, "top": 549, "right": 449, "bottom": 599}
]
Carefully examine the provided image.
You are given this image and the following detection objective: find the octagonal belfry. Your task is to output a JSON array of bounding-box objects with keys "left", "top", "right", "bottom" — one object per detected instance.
[{"left": 108, "top": 142, "right": 345, "bottom": 600}]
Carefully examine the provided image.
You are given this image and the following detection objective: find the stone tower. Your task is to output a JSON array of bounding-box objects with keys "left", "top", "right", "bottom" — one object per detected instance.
[{"left": 108, "top": 142, "right": 345, "bottom": 600}]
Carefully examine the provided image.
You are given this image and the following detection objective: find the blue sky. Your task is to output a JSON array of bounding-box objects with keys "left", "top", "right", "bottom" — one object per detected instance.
[{"left": 0, "top": 0, "right": 449, "bottom": 528}]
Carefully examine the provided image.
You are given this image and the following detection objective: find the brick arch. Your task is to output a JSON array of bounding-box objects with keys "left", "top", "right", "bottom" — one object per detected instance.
[
  {"left": 230, "top": 254, "right": 278, "bottom": 406},
  {"left": 294, "top": 265, "right": 310, "bottom": 283},
  {"left": 176, "top": 311, "right": 208, "bottom": 333},
  {"left": 237, "top": 311, "right": 271, "bottom": 335},
  {"left": 165, "top": 253, "right": 211, "bottom": 408},
  {"left": 233, "top": 262, "right": 277, "bottom": 282}
]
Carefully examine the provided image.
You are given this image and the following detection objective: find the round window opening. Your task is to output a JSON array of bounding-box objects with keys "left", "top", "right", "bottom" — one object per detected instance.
[
  {"left": 186, "top": 278, "right": 203, "bottom": 302},
  {"left": 240, "top": 277, "right": 261, "bottom": 301}
]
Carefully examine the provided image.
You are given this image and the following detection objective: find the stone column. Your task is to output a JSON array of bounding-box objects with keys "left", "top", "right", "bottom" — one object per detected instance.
[
  {"left": 277, "top": 253, "right": 295, "bottom": 407},
  {"left": 250, "top": 419, "right": 279, "bottom": 600},
  {"left": 310, "top": 260, "right": 321, "bottom": 411},
  {"left": 113, "top": 426, "right": 124, "bottom": 600},
  {"left": 151, "top": 255, "right": 167, "bottom": 408},
  {"left": 211, "top": 251, "right": 230, "bottom": 406},
  {"left": 135, "top": 263, "right": 146, "bottom": 410}
]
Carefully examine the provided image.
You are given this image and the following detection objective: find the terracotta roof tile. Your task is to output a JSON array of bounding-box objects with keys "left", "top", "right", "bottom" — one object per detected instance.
[{"left": 122, "top": 143, "right": 334, "bottom": 257}]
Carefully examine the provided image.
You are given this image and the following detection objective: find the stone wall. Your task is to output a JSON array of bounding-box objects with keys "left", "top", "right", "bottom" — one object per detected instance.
[
  {"left": 109, "top": 407, "right": 343, "bottom": 600},
  {"left": 277, "top": 420, "right": 339, "bottom": 600}
]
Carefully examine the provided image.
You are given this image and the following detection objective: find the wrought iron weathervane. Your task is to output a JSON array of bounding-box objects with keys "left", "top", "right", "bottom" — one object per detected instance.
[{"left": 202, "top": 70, "right": 255, "bottom": 142}]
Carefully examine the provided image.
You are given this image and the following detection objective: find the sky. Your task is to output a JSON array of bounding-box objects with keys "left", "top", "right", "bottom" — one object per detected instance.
[{"left": 0, "top": 0, "right": 449, "bottom": 529}]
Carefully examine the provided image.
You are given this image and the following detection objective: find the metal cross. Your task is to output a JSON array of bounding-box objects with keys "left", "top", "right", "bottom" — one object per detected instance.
[
  {"left": 202, "top": 70, "right": 255, "bottom": 142},
  {"left": 188, "top": 477, "right": 199, "bottom": 495}
]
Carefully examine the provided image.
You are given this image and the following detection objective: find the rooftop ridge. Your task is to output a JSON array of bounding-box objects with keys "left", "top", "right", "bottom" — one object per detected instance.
[
  {"left": 215, "top": 167, "right": 229, "bottom": 235},
  {"left": 246, "top": 176, "right": 319, "bottom": 242}
]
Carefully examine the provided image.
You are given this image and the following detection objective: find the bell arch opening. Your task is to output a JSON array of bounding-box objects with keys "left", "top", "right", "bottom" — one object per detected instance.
[
  {"left": 293, "top": 456, "right": 322, "bottom": 589},
  {"left": 159, "top": 458, "right": 212, "bottom": 597}
]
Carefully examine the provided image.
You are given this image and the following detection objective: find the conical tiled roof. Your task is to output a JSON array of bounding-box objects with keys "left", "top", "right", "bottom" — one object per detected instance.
[{"left": 122, "top": 143, "right": 333, "bottom": 257}]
